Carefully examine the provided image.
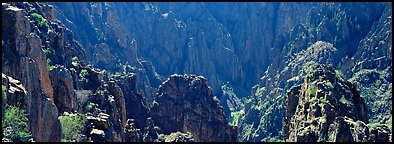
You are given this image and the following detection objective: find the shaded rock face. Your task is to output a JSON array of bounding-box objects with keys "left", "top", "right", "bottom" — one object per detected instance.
[
  {"left": 343, "top": 4, "right": 392, "bottom": 125},
  {"left": 48, "top": 2, "right": 320, "bottom": 101},
  {"left": 123, "top": 119, "right": 143, "bottom": 142},
  {"left": 49, "top": 2, "right": 160, "bottom": 102},
  {"left": 2, "top": 3, "right": 61, "bottom": 142},
  {"left": 150, "top": 74, "right": 237, "bottom": 142},
  {"left": 284, "top": 64, "right": 390, "bottom": 142},
  {"left": 85, "top": 82, "right": 126, "bottom": 142},
  {"left": 50, "top": 66, "right": 78, "bottom": 113},
  {"left": 241, "top": 2, "right": 390, "bottom": 142},
  {"left": 113, "top": 74, "right": 149, "bottom": 131}
]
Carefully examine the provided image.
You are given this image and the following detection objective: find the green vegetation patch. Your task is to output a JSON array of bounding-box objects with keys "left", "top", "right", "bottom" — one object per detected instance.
[
  {"left": 31, "top": 13, "right": 48, "bottom": 28},
  {"left": 79, "top": 69, "right": 89, "bottom": 78},
  {"left": 59, "top": 114, "right": 87, "bottom": 142},
  {"left": 46, "top": 58, "right": 55, "bottom": 70},
  {"left": 2, "top": 106, "right": 31, "bottom": 142},
  {"left": 306, "top": 84, "right": 317, "bottom": 97},
  {"left": 324, "top": 81, "right": 334, "bottom": 89}
]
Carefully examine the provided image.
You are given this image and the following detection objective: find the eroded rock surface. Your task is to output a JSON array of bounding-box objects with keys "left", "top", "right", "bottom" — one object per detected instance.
[{"left": 150, "top": 74, "right": 237, "bottom": 142}]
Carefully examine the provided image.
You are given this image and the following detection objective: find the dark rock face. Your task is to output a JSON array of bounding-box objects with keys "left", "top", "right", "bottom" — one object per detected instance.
[
  {"left": 48, "top": 2, "right": 320, "bottom": 102},
  {"left": 2, "top": 3, "right": 61, "bottom": 142},
  {"left": 50, "top": 66, "right": 78, "bottom": 113},
  {"left": 2, "top": 2, "right": 392, "bottom": 142},
  {"left": 150, "top": 74, "right": 237, "bottom": 142},
  {"left": 113, "top": 74, "right": 149, "bottom": 131},
  {"left": 284, "top": 64, "right": 390, "bottom": 142},
  {"left": 343, "top": 4, "right": 392, "bottom": 125},
  {"left": 123, "top": 119, "right": 143, "bottom": 142},
  {"left": 241, "top": 2, "right": 391, "bottom": 141},
  {"left": 49, "top": 2, "right": 160, "bottom": 102}
]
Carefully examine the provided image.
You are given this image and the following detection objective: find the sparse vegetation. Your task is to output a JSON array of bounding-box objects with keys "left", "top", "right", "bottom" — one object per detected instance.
[
  {"left": 43, "top": 47, "right": 52, "bottom": 56},
  {"left": 47, "top": 58, "right": 55, "bottom": 70},
  {"left": 59, "top": 114, "right": 87, "bottom": 142},
  {"left": 79, "top": 69, "right": 89, "bottom": 78},
  {"left": 306, "top": 84, "right": 317, "bottom": 96},
  {"left": 230, "top": 110, "right": 244, "bottom": 126},
  {"left": 325, "top": 81, "right": 334, "bottom": 89},
  {"left": 31, "top": 13, "right": 48, "bottom": 28},
  {"left": 335, "top": 70, "right": 344, "bottom": 79},
  {"left": 2, "top": 106, "right": 31, "bottom": 142},
  {"left": 340, "top": 95, "right": 351, "bottom": 106}
]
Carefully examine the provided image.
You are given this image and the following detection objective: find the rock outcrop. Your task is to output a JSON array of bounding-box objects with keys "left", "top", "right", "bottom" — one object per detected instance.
[
  {"left": 150, "top": 74, "right": 237, "bottom": 142},
  {"left": 156, "top": 132, "right": 195, "bottom": 142},
  {"left": 284, "top": 64, "right": 391, "bottom": 142},
  {"left": 113, "top": 74, "right": 149, "bottom": 131},
  {"left": 123, "top": 119, "right": 143, "bottom": 142},
  {"left": 342, "top": 4, "right": 392, "bottom": 125},
  {"left": 50, "top": 66, "right": 78, "bottom": 113},
  {"left": 2, "top": 2, "right": 392, "bottom": 142},
  {"left": 2, "top": 3, "right": 62, "bottom": 142},
  {"left": 240, "top": 2, "right": 390, "bottom": 141}
]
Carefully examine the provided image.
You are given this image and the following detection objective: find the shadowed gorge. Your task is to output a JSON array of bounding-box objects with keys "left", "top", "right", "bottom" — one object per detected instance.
[{"left": 2, "top": 2, "right": 392, "bottom": 142}]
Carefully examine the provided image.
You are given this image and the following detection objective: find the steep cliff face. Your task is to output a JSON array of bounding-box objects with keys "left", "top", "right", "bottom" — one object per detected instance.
[
  {"left": 150, "top": 74, "right": 238, "bottom": 142},
  {"left": 343, "top": 4, "right": 392, "bottom": 125},
  {"left": 47, "top": 2, "right": 319, "bottom": 101},
  {"left": 2, "top": 3, "right": 62, "bottom": 142},
  {"left": 284, "top": 64, "right": 391, "bottom": 142},
  {"left": 2, "top": 2, "right": 145, "bottom": 142},
  {"left": 47, "top": 2, "right": 162, "bottom": 102},
  {"left": 239, "top": 2, "right": 391, "bottom": 141},
  {"left": 239, "top": 41, "right": 340, "bottom": 141},
  {"left": 2, "top": 2, "right": 391, "bottom": 142}
]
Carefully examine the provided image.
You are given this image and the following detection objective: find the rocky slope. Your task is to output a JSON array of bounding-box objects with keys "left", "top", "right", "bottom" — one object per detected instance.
[
  {"left": 284, "top": 64, "right": 391, "bottom": 142},
  {"left": 2, "top": 2, "right": 391, "bottom": 142},
  {"left": 2, "top": 3, "right": 238, "bottom": 142},
  {"left": 150, "top": 74, "right": 238, "bottom": 142},
  {"left": 46, "top": 2, "right": 321, "bottom": 102},
  {"left": 2, "top": 3, "right": 63, "bottom": 141},
  {"left": 238, "top": 2, "right": 392, "bottom": 141},
  {"left": 343, "top": 4, "right": 392, "bottom": 125}
]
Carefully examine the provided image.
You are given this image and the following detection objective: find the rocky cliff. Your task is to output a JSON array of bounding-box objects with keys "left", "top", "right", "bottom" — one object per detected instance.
[
  {"left": 150, "top": 74, "right": 238, "bottom": 142},
  {"left": 2, "top": 2, "right": 391, "bottom": 142},
  {"left": 46, "top": 2, "right": 320, "bottom": 102},
  {"left": 284, "top": 64, "right": 391, "bottom": 142},
  {"left": 2, "top": 3, "right": 62, "bottom": 141},
  {"left": 239, "top": 2, "right": 391, "bottom": 141}
]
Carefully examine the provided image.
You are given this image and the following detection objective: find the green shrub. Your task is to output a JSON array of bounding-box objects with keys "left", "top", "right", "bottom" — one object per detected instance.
[
  {"left": 59, "top": 114, "right": 87, "bottom": 142},
  {"left": 2, "top": 106, "right": 31, "bottom": 142},
  {"left": 43, "top": 47, "right": 52, "bottom": 56},
  {"left": 30, "top": 13, "right": 48, "bottom": 28},
  {"left": 367, "top": 123, "right": 385, "bottom": 129},
  {"left": 325, "top": 81, "right": 334, "bottom": 89},
  {"left": 230, "top": 110, "right": 243, "bottom": 126},
  {"left": 335, "top": 70, "right": 344, "bottom": 79},
  {"left": 306, "top": 84, "right": 317, "bottom": 96},
  {"left": 340, "top": 95, "right": 351, "bottom": 105},
  {"left": 46, "top": 58, "right": 55, "bottom": 70},
  {"left": 79, "top": 69, "right": 89, "bottom": 78}
]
